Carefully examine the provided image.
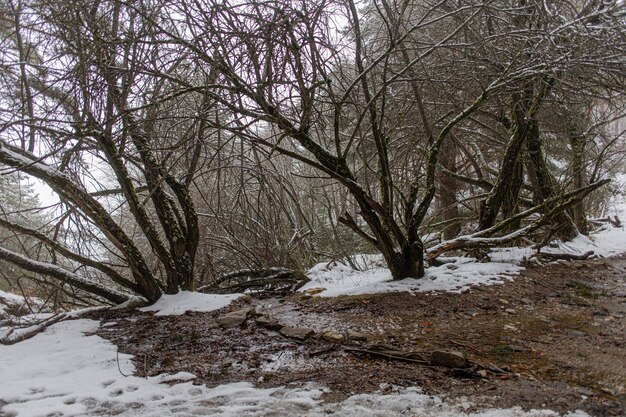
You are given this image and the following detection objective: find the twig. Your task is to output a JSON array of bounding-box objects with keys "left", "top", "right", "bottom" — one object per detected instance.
[
  {"left": 116, "top": 348, "right": 130, "bottom": 377},
  {"left": 0, "top": 313, "right": 67, "bottom": 345},
  {"left": 309, "top": 347, "right": 336, "bottom": 357},
  {"left": 344, "top": 347, "right": 431, "bottom": 365},
  {"left": 448, "top": 339, "right": 487, "bottom": 356}
]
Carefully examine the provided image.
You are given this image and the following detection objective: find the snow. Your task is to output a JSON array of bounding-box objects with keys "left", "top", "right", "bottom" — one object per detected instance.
[
  {"left": 0, "top": 289, "right": 45, "bottom": 314},
  {"left": 139, "top": 290, "right": 242, "bottom": 316},
  {"left": 300, "top": 197, "right": 626, "bottom": 298},
  {"left": 0, "top": 318, "right": 592, "bottom": 417},
  {"left": 0, "top": 289, "right": 28, "bottom": 305},
  {"left": 491, "top": 194, "right": 626, "bottom": 263},
  {"left": 299, "top": 256, "right": 523, "bottom": 297}
]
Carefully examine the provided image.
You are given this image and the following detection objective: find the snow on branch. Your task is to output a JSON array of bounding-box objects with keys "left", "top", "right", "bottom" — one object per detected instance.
[{"left": 427, "top": 179, "right": 611, "bottom": 260}]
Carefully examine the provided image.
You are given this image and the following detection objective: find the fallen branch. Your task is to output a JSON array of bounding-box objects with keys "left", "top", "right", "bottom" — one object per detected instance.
[
  {"left": 0, "top": 313, "right": 67, "bottom": 345},
  {"left": 448, "top": 339, "right": 487, "bottom": 357},
  {"left": 0, "top": 246, "right": 131, "bottom": 305},
  {"left": 592, "top": 216, "right": 622, "bottom": 228},
  {"left": 344, "top": 346, "right": 430, "bottom": 365},
  {"left": 199, "top": 268, "right": 309, "bottom": 294},
  {"left": 427, "top": 179, "right": 610, "bottom": 261}
]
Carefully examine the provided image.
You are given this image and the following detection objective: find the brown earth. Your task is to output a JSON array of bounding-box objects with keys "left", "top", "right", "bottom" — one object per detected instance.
[{"left": 90, "top": 256, "right": 626, "bottom": 417}]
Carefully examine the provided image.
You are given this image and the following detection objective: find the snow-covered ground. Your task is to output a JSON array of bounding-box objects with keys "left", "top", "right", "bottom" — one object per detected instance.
[
  {"left": 299, "top": 255, "right": 524, "bottom": 297},
  {"left": 2, "top": 182, "right": 623, "bottom": 416},
  {"left": 139, "top": 291, "right": 242, "bottom": 316},
  {"left": 0, "top": 290, "right": 46, "bottom": 315},
  {"left": 0, "top": 318, "right": 592, "bottom": 417},
  {"left": 300, "top": 196, "right": 626, "bottom": 298}
]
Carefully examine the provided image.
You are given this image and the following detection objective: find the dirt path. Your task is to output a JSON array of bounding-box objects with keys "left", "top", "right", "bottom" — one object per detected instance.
[{"left": 93, "top": 256, "right": 626, "bottom": 417}]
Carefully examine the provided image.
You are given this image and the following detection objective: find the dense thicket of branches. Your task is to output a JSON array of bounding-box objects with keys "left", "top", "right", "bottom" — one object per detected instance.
[{"left": 0, "top": 0, "right": 624, "bottom": 306}]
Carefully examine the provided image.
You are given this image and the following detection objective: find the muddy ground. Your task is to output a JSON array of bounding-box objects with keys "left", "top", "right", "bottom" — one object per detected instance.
[{"left": 91, "top": 256, "right": 626, "bottom": 416}]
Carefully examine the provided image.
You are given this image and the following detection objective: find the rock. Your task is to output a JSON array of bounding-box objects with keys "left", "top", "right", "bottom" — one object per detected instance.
[
  {"left": 477, "top": 369, "right": 488, "bottom": 378},
  {"left": 429, "top": 350, "right": 467, "bottom": 368},
  {"left": 498, "top": 299, "right": 509, "bottom": 305},
  {"left": 302, "top": 287, "right": 326, "bottom": 296},
  {"left": 238, "top": 294, "right": 253, "bottom": 303},
  {"left": 280, "top": 326, "right": 314, "bottom": 340},
  {"left": 113, "top": 296, "right": 148, "bottom": 309},
  {"left": 255, "top": 316, "right": 283, "bottom": 331},
  {"left": 567, "top": 330, "right": 588, "bottom": 338},
  {"left": 321, "top": 331, "right": 344, "bottom": 343},
  {"left": 347, "top": 330, "right": 367, "bottom": 341},
  {"left": 504, "top": 309, "right": 517, "bottom": 314},
  {"left": 218, "top": 307, "right": 256, "bottom": 328}
]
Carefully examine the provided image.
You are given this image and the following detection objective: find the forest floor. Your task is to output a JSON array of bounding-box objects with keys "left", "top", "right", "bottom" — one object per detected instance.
[{"left": 92, "top": 255, "right": 626, "bottom": 417}]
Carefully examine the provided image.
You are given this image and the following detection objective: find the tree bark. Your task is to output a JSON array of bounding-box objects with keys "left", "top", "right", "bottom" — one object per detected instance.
[
  {"left": 437, "top": 140, "right": 461, "bottom": 239},
  {"left": 0, "top": 247, "right": 130, "bottom": 305},
  {"left": 479, "top": 123, "right": 527, "bottom": 230},
  {"left": 569, "top": 130, "right": 589, "bottom": 234},
  {"left": 0, "top": 140, "right": 163, "bottom": 302},
  {"left": 524, "top": 120, "right": 579, "bottom": 241}
]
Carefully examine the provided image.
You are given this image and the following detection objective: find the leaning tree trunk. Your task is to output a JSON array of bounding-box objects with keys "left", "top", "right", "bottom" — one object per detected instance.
[
  {"left": 524, "top": 119, "right": 579, "bottom": 241},
  {"left": 501, "top": 158, "right": 524, "bottom": 231},
  {"left": 0, "top": 140, "right": 163, "bottom": 302},
  {"left": 479, "top": 121, "right": 527, "bottom": 230},
  {"left": 0, "top": 247, "right": 130, "bottom": 305},
  {"left": 569, "top": 130, "right": 589, "bottom": 235}
]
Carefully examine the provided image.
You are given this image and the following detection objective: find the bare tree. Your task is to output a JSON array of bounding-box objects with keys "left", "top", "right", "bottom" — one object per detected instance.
[
  {"left": 0, "top": 0, "right": 207, "bottom": 302},
  {"left": 0, "top": 0, "right": 623, "bottom": 304},
  {"left": 148, "top": 0, "right": 623, "bottom": 278}
]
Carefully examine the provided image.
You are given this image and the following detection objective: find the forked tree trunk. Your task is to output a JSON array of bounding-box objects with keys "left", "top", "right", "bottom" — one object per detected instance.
[
  {"left": 388, "top": 241, "right": 425, "bottom": 280},
  {"left": 524, "top": 120, "right": 579, "bottom": 241},
  {"left": 479, "top": 125, "right": 527, "bottom": 230}
]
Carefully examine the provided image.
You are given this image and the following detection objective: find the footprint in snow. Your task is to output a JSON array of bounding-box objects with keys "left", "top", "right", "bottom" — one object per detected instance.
[
  {"left": 109, "top": 388, "right": 124, "bottom": 397},
  {"left": 101, "top": 379, "right": 115, "bottom": 387}
]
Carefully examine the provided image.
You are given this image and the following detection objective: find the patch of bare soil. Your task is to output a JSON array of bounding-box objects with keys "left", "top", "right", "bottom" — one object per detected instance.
[{"left": 90, "top": 256, "right": 626, "bottom": 417}]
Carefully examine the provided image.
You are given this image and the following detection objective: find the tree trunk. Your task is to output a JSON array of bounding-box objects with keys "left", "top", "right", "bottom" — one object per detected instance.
[
  {"left": 388, "top": 241, "right": 425, "bottom": 280},
  {"left": 437, "top": 140, "right": 461, "bottom": 239},
  {"left": 501, "top": 158, "right": 524, "bottom": 231},
  {"left": 569, "top": 131, "right": 589, "bottom": 234},
  {"left": 479, "top": 125, "right": 527, "bottom": 230},
  {"left": 0, "top": 246, "right": 130, "bottom": 305},
  {"left": 524, "top": 120, "right": 579, "bottom": 241}
]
